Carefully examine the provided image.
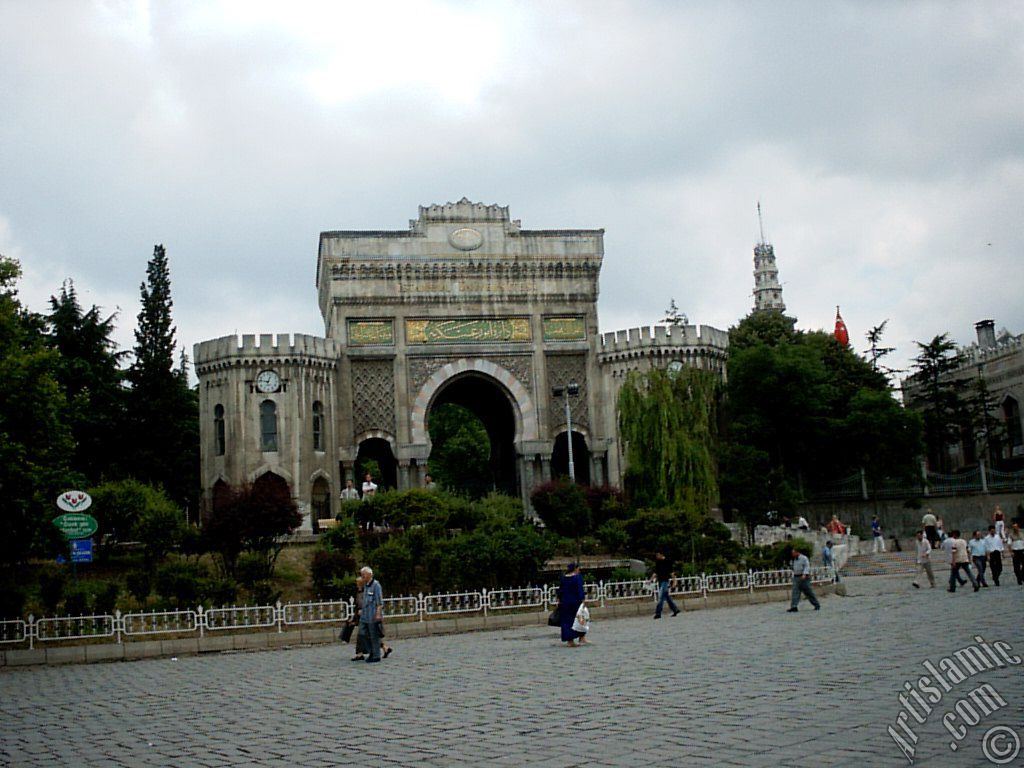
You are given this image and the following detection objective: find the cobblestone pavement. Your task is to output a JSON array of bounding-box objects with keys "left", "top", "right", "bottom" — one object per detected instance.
[{"left": 1, "top": 576, "right": 1021, "bottom": 767}]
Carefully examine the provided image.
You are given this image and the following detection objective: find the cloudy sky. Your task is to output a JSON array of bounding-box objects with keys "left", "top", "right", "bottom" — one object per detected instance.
[{"left": 2, "top": 1, "right": 1022, "bottom": 382}]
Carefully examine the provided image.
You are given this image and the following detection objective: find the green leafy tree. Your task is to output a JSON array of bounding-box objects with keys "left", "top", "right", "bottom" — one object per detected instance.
[
  {"left": 88, "top": 478, "right": 183, "bottom": 562},
  {"left": 728, "top": 310, "right": 798, "bottom": 351},
  {"left": 530, "top": 480, "right": 590, "bottom": 540},
  {"left": 908, "top": 334, "right": 970, "bottom": 473},
  {"left": 843, "top": 390, "right": 923, "bottom": 493},
  {"left": 0, "top": 256, "right": 78, "bottom": 570},
  {"left": 618, "top": 367, "right": 719, "bottom": 510},
  {"left": 127, "top": 245, "right": 199, "bottom": 512},
  {"left": 427, "top": 403, "right": 491, "bottom": 498},
  {"left": 47, "top": 281, "right": 128, "bottom": 485}
]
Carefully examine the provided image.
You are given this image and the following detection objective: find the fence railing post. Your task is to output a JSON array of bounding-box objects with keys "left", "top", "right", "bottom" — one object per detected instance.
[
  {"left": 418, "top": 593, "right": 425, "bottom": 623},
  {"left": 482, "top": 589, "right": 489, "bottom": 617}
]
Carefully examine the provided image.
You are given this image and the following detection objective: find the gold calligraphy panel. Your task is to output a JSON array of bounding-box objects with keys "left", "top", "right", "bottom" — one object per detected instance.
[
  {"left": 348, "top": 320, "right": 395, "bottom": 346},
  {"left": 543, "top": 316, "right": 586, "bottom": 341},
  {"left": 405, "top": 318, "right": 531, "bottom": 344}
]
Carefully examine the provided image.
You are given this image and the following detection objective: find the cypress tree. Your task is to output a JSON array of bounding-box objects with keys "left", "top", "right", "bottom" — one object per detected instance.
[{"left": 127, "top": 245, "right": 199, "bottom": 513}]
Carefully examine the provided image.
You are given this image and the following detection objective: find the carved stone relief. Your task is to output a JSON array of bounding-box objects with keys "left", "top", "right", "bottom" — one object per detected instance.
[{"left": 351, "top": 359, "right": 395, "bottom": 436}]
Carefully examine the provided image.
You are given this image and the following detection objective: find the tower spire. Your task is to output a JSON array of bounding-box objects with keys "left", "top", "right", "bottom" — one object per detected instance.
[{"left": 752, "top": 203, "right": 786, "bottom": 314}]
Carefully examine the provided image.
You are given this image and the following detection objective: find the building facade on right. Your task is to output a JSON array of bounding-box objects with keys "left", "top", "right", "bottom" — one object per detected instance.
[{"left": 902, "top": 319, "right": 1024, "bottom": 471}]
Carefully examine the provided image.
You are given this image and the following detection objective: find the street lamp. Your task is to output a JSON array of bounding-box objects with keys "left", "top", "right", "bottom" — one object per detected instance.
[{"left": 552, "top": 381, "right": 580, "bottom": 483}]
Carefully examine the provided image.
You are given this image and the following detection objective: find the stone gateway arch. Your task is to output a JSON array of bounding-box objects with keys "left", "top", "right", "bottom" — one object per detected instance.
[{"left": 195, "top": 200, "right": 728, "bottom": 529}]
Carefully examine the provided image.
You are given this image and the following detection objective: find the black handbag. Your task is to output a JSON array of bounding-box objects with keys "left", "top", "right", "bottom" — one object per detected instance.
[
  {"left": 340, "top": 622, "right": 355, "bottom": 643},
  {"left": 547, "top": 607, "right": 560, "bottom": 627}
]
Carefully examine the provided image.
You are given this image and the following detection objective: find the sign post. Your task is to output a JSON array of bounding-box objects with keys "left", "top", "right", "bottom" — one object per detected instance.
[{"left": 54, "top": 491, "right": 97, "bottom": 578}]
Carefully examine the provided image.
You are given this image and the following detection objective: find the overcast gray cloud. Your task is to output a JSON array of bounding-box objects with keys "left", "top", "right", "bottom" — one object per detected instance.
[{"left": 2, "top": 0, "right": 1022, "bottom": 381}]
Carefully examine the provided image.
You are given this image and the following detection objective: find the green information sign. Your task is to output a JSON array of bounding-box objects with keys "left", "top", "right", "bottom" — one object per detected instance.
[{"left": 53, "top": 513, "right": 99, "bottom": 540}]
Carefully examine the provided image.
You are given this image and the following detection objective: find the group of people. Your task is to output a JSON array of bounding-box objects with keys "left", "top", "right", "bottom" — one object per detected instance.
[{"left": 910, "top": 505, "right": 1024, "bottom": 591}]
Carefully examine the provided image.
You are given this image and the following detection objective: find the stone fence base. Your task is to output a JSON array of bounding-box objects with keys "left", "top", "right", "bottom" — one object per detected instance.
[{"left": 1, "top": 583, "right": 833, "bottom": 668}]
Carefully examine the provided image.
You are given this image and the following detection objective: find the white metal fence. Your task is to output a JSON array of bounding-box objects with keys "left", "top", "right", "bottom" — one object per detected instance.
[{"left": 0, "top": 567, "right": 833, "bottom": 650}]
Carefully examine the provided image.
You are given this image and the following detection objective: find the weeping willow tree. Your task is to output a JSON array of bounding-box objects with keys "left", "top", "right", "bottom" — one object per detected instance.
[{"left": 617, "top": 367, "right": 719, "bottom": 511}]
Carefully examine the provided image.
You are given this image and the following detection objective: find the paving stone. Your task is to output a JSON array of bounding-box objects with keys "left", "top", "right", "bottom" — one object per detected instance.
[{"left": 0, "top": 575, "right": 1021, "bottom": 766}]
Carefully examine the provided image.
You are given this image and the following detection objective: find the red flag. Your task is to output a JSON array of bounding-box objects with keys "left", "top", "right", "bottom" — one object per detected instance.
[{"left": 834, "top": 306, "right": 849, "bottom": 346}]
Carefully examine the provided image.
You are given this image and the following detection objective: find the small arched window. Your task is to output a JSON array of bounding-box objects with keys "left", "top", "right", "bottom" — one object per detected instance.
[
  {"left": 312, "top": 401, "right": 324, "bottom": 452},
  {"left": 260, "top": 400, "right": 278, "bottom": 452},
  {"left": 214, "top": 404, "right": 226, "bottom": 456}
]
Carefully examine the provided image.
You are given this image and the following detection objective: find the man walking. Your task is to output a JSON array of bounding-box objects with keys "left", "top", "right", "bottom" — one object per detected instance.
[
  {"left": 948, "top": 530, "right": 979, "bottom": 593},
  {"left": 787, "top": 547, "right": 820, "bottom": 612},
  {"left": 911, "top": 531, "right": 935, "bottom": 588},
  {"left": 921, "top": 509, "right": 939, "bottom": 549},
  {"left": 358, "top": 566, "right": 384, "bottom": 663},
  {"left": 651, "top": 551, "right": 680, "bottom": 619},
  {"left": 871, "top": 515, "right": 886, "bottom": 553},
  {"left": 984, "top": 525, "right": 1004, "bottom": 587},
  {"left": 969, "top": 530, "right": 989, "bottom": 587}
]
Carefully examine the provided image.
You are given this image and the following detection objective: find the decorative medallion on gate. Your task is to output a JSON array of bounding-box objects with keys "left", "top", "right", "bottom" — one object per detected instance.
[{"left": 405, "top": 318, "right": 531, "bottom": 345}]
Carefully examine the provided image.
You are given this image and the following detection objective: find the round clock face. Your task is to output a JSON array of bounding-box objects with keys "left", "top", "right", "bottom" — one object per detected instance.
[{"left": 255, "top": 369, "right": 281, "bottom": 393}]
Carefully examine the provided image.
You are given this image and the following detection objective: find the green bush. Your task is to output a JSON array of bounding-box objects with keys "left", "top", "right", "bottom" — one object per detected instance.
[
  {"left": 0, "top": 581, "right": 26, "bottom": 619},
  {"left": 154, "top": 560, "right": 206, "bottom": 607},
  {"left": 93, "top": 581, "right": 120, "bottom": 615},
  {"left": 63, "top": 586, "right": 90, "bottom": 616},
  {"left": 320, "top": 517, "right": 358, "bottom": 555},
  {"left": 247, "top": 582, "right": 281, "bottom": 606},
  {"left": 235, "top": 552, "right": 272, "bottom": 588},
  {"left": 367, "top": 539, "right": 415, "bottom": 595},
  {"left": 38, "top": 568, "right": 67, "bottom": 614},
  {"left": 125, "top": 570, "right": 152, "bottom": 604},
  {"left": 202, "top": 578, "right": 238, "bottom": 607},
  {"left": 310, "top": 550, "right": 356, "bottom": 598},
  {"left": 596, "top": 519, "right": 629, "bottom": 554}
]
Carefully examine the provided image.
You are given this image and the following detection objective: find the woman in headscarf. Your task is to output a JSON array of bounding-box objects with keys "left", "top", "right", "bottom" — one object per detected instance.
[{"left": 558, "top": 562, "right": 587, "bottom": 647}]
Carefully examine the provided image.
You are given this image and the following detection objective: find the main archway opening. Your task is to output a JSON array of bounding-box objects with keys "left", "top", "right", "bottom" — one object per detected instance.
[
  {"left": 356, "top": 437, "right": 397, "bottom": 491},
  {"left": 428, "top": 373, "right": 518, "bottom": 498},
  {"left": 551, "top": 431, "right": 591, "bottom": 485}
]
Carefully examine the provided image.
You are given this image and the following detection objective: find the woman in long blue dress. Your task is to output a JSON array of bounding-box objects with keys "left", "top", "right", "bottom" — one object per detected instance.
[{"left": 559, "top": 563, "right": 586, "bottom": 646}]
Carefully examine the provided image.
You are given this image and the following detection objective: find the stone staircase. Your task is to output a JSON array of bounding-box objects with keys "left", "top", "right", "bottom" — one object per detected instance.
[{"left": 841, "top": 550, "right": 918, "bottom": 576}]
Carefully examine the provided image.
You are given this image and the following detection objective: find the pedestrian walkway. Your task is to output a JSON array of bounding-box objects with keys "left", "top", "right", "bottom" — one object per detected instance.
[
  {"left": 0, "top": 575, "right": 1020, "bottom": 767},
  {"left": 842, "top": 551, "right": 917, "bottom": 577}
]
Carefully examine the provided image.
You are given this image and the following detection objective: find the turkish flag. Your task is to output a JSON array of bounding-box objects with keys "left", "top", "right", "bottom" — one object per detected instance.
[{"left": 834, "top": 306, "right": 849, "bottom": 346}]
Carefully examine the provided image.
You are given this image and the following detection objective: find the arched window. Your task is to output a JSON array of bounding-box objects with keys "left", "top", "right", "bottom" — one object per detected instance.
[
  {"left": 214, "top": 404, "right": 226, "bottom": 456},
  {"left": 312, "top": 401, "right": 324, "bottom": 452},
  {"left": 260, "top": 400, "right": 278, "bottom": 452}
]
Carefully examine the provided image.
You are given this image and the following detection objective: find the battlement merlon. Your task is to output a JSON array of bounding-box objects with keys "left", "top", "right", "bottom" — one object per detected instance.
[
  {"left": 598, "top": 324, "right": 730, "bottom": 354},
  {"left": 194, "top": 333, "right": 339, "bottom": 367}
]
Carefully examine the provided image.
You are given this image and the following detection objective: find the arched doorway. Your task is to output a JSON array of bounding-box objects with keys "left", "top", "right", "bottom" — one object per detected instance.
[
  {"left": 253, "top": 471, "right": 290, "bottom": 498},
  {"left": 356, "top": 437, "right": 397, "bottom": 490},
  {"left": 551, "top": 431, "right": 591, "bottom": 485},
  {"left": 429, "top": 373, "right": 518, "bottom": 497}
]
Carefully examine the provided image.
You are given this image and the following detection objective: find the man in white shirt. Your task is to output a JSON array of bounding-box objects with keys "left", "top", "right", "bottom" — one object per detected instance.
[
  {"left": 361, "top": 473, "right": 378, "bottom": 499},
  {"left": 969, "top": 530, "right": 989, "bottom": 587},
  {"left": 921, "top": 509, "right": 938, "bottom": 548},
  {"left": 984, "top": 526, "right": 1005, "bottom": 586},
  {"left": 912, "top": 531, "right": 935, "bottom": 588}
]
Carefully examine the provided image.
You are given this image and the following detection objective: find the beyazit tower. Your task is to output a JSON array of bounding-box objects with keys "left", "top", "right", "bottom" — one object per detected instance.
[{"left": 752, "top": 202, "right": 786, "bottom": 313}]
